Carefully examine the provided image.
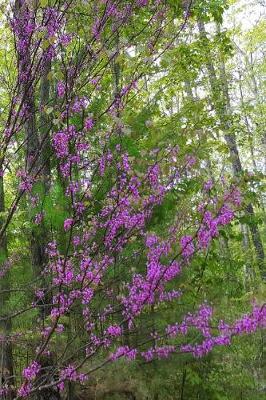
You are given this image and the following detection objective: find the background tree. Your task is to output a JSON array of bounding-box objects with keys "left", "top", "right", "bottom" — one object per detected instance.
[{"left": 0, "top": 1, "right": 264, "bottom": 399}]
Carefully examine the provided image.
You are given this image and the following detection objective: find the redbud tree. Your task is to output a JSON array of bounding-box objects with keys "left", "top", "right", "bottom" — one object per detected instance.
[{"left": 0, "top": 0, "right": 264, "bottom": 399}]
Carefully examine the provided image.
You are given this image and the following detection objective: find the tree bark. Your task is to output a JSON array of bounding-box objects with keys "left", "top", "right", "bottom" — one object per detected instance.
[
  {"left": 0, "top": 169, "right": 15, "bottom": 400},
  {"left": 15, "top": 2, "right": 60, "bottom": 398}
]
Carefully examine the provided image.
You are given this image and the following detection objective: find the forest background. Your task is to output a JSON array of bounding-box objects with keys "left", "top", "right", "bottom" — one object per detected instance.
[{"left": 0, "top": 0, "right": 265, "bottom": 399}]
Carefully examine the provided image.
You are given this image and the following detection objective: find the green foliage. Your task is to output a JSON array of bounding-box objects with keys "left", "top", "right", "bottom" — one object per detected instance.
[
  {"left": 0, "top": 1, "right": 265, "bottom": 398},
  {"left": 43, "top": 182, "right": 69, "bottom": 229}
]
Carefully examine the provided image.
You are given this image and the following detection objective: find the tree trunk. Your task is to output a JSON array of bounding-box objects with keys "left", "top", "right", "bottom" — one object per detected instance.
[
  {"left": 238, "top": 71, "right": 257, "bottom": 170},
  {"left": 15, "top": 1, "right": 60, "bottom": 398},
  {"left": 0, "top": 170, "right": 15, "bottom": 400},
  {"left": 33, "top": 55, "right": 52, "bottom": 321},
  {"left": 180, "top": 368, "right": 187, "bottom": 400}
]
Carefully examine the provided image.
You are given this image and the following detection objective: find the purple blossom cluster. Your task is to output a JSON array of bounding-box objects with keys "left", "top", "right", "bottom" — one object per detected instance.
[
  {"left": 180, "top": 235, "right": 195, "bottom": 258},
  {"left": 17, "top": 169, "right": 34, "bottom": 192},
  {"left": 196, "top": 203, "right": 235, "bottom": 250},
  {"left": 60, "top": 364, "right": 87, "bottom": 384},
  {"left": 106, "top": 304, "right": 265, "bottom": 364},
  {"left": 180, "top": 304, "right": 266, "bottom": 358},
  {"left": 57, "top": 81, "right": 66, "bottom": 98},
  {"left": 5, "top": 2, "right": 264, "bottom": 398},
  {"left": 22, "top": 361, "right": 41, "bottom": 381},
  {"left": 17, "top": 383, "right": 32, "bottom": 398},
  {"left": 106, "top": 325, "right": 122, "bottom": 337}
]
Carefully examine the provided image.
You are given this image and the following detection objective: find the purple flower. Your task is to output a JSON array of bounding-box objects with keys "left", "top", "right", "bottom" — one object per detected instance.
[
  {"left": 52, "top": 131, "right": 69, "bottom": 158},
  {"left": 180, "top": 235, "right": 194, "bottom": 258},
  {"left": 64, "top": 218, "right": 74, "bottom": 231},
  {"left": 185, "top": 154, "right": 196, "bottom": 167},
  {"left": 218, "top": 205, "right": 234, "bottom": 225},
  {"left": 57, "top": 81, "right": 66, "bottom": 98},
  {"left": 23, "top": 361, "right": 41, "bottom": 381},
  {"left": 60, "top": 364, "right": 87, "bottom": 383},
  {"left": 198, "top": 228, "right": 211, "bottom": 249},
  {"left": 82, "top": 288, "right": 94, "bottom": 304},
  {"left": 106, "top": 325, "right": 122, "bottom": 337},
  {"left": 110, "top": 346, "right": 137, "bottom": 361},
  {"left": 147, "top": 164, "right": 160, "bottom": 187},
  {"left": 141, "top": 349, "right": 154, "bottom": 362},
  {"left": 84, "top": 117, "right": 94, "bottom": 131},
  {"left": 203, "top": 179, "right": 213, "bottom": 191},
  {"left": 35, "top": 289, "right": 45, "bottom": 299},
  {"left": 136, "top": 0, "right": 149, "bottom": 6},
  {"left": 34, "top": 212, "right": 44, "bottom": 225},
  {"left": 146, "top": 234, "right": 158, "bottom": 248},
  {"left": 18, "top": 383, "right": 32, "bottom": 398},
  {"left": 60, "top": 34, "right": 72, "bottom": 46}
]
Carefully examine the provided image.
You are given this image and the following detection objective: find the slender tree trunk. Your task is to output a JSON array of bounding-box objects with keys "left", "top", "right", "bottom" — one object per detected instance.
[
  {"left": 238, "top": 71, "right": 257, "bottom": 170},
  {"left": 14, "top": 1, "right": 42, "bottom": 286},
  {"left": 110, "top": 31, "right": 131, "bottom": 346},
  {"left": 32, "top": 54, "right": 61, "bottom": 400},
  {"left": 15, "top": 2, "right": 60, "bottom": 398},
  {"left": 244, "top": 51, "right": 266, "bottom": 174},
  {"left": 33, "top": 57, "right": 52, "bottom": 321},
  {"left": 0, "top": 170, "right": 15, "bottom": 400},
  {"left": 180, "top": 368, "right": 187, "bottom": 400}
]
